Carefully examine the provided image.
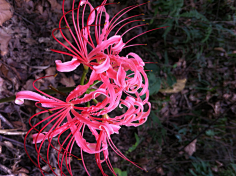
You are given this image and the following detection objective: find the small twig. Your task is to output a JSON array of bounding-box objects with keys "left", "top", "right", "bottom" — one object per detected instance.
[
  {"left": 0, "top": 134, "right": 35, "bottom": 151},
  {"left": 14, "top": 12, "right": 34, "bottom": 25},
  {"left": 0, "top": 164, "right": 12, "bottom": 174},
  {"left": 0, "top": 129, "right": 27, "bottom": 135},
  {"left": 0, "top": 113, "right": 14, "bottom": 129}
]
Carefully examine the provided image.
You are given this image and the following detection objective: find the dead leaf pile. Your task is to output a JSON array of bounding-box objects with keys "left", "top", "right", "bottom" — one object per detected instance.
[
  {"left": 47, "top": 0, "right": 61, "bottom": 12},
  {"left": 0, "top": 0, "right": 13, "bottom": 26},
  {"left": 0, "top": 28, "right": 11, "bottom": 56}
]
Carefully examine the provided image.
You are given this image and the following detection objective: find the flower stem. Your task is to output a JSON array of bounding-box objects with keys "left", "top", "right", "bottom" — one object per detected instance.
[{"left": 80, "top": 65, "right": 89, "bottom": 85}]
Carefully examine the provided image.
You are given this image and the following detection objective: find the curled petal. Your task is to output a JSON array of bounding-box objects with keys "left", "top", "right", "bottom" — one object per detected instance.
[
  {"left": 80, "top": 0, "right": 95, "bottom": 26},
  {"left": 93, "top": 56, "right": 110, "bottom": 73},
  {"left": 127, "top": 52, "right": 145, "bottom": 67},
  {"left": 55, "top": 58, "right": 81, "bottom": 72},
  {"left": 66, "top": 84, "right": 90, "bottom": 102},
  {"left": 32, "top": 132, "right": 47, "bottom": 144},
  {"left": 15, "top": 91, "right": 59, "bottom": 107},
  {"left": 111, "top": 37, "right": 125, "bottom": 53},
  {"left": 99, "top": 123, "right": 120, "bottom": 138},
  {"left": 116, "top": 65, "right": 126, "bottom": 87},
  {"left": 88, "top": 35, "right": 122, "bottom": 59}
]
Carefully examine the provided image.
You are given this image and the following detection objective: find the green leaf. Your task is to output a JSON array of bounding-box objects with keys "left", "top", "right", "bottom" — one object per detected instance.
[
  {"left": 113, "top": 168, "right": 128, "bottom": 176},
  {"left": 148, "top": 72, "right": 161, "bottom": 95},
  {"left": 127, "top": 133, "right": 140, "bottom": 153},
  {"left": 150, "top": 111, "right": 161, "bottom": 125},
  {"left": 180, "top": 10, "right": 209, "bottom": 22},
  {"left": 145, "top": 64, "right": 159, "bottom": 73},
  {"left": 205, "top": 129, "right": 214, "bottom": 136},
  {"left": 189, "top": 169, "right": 198, "bottom": 176}
]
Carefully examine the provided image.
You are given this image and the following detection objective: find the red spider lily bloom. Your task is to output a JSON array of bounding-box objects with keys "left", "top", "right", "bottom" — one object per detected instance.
[
  {"left": 15, "top": 0, "right": 164, "bottom": 174},
  {"left": 52, "top": 0, "right": 165, "bottom": 72},
  {"left": 15, "top": 74, "right": 147, "bottom": 175},
  {"left": 15, "top": 76, "right": 114, "bottom": 175}
]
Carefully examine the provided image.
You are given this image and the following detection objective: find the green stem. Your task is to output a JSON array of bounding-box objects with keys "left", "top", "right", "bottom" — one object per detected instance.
[
  {"left": 92, "top": 99, "right": 99, "bottom": 104},
  {"left": 80, "top": 65, "right": 89, "bottom": 85}
]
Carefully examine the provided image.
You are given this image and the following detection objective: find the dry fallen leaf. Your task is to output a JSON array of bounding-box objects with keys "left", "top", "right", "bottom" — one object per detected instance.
[
  {"left": 214, "top": 47, "right": 225, "bottom": 52},
  {"left": 0, "top": 77, "right": 4, "bottom": 92},
  {"left": 47, "top": 0, "right": 61, "bottom": 11},
  {"left": 0, "top": 63, "right": 9, "bottom": 77},
  {"left": 60, "top": 73, "right": 75, "bottom": 87},
  {"left": 45, "top": 67, "right": 56, "bottom": 82},
  {"left": 214, "top": 101, "right": 221, "bottom": 115},
  {"left": 156, "top": 167, "right": 165, "bottom": 175},
  {"left": 184, "top": 139, "right": 197, "bottom": 157},
  {"left": 4, "top": 140, "right": 14, "bottom": 148},
  {"left": 0, "top": 0, "right": 13, "bottom": 26},
  {"left": 36, "top": 4, "right": 44, "bottom": 15},
  {"left": 11, "top": 121, "right": 27, "bottom": 131},
  {"left": 0, "top": 28, "right": 11, "bottom": 56},
  {"left": 160, "top": 78, "right": 187, "bottom": 94}
]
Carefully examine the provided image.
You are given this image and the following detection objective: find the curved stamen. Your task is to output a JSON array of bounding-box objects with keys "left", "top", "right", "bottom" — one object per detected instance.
[
  {"left": 106, "top": 2, "right": 149, "bottom": 39},
  {"left": 125, "top": 26, "right": 169, "bottom": 45},
  {"left": 61, "top": 2, "right": 87, "bottom": 61},
  {"left": 110, "top": 15, "right": 144, "bottom": 36},
  {"left": 71, "top": 0, "right": 87, "bottom": 58},
  {"left": 32, "top": 75, "right": 64, "bottom": 102},
  {"left": 52, "top": 27, "right": 83, "bottom": 59},
  {"left": 123, "top": 43, "right": 147, "bottom": 48},
  {"left": 85, "top": 2, "right": 116, "bottom": 46},
  {"left": 121, "top": 23, "right": 147, "bottom": 37}
]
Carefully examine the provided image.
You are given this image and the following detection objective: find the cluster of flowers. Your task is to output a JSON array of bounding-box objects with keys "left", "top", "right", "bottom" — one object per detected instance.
[{"left": 15, "top": 0, "right": 163, "bottom": 175}]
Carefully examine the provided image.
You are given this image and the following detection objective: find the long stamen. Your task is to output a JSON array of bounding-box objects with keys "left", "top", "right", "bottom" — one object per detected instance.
[
  {"left": 145, "top": 62, "right": 158, "bottom": 63},
  {"left": 32, "top": 74, "right": 64, "bottom": 102},
  {"left": 60, "top": 18, "right": 85, "bottom": 60},
  {"left": 61, "top": 2, "right": 87, "bottom": 61},
  {"left": 113, "top": 19, "right": 143, "bottom": 36},
  {"left": 85, "top": 2, "right": 116, "bottom": 45},
  {"left": 71, "top": 0, "right": 87, "bottom": 57},
  {"left": 106, "top": 2, "right": 149, "bottom": 38},
  {"left": 125, "top": 26, "right": 169, "bottom": 45},
  {"left": 110, "top": 15, "right": 145, "bottom": 36}
]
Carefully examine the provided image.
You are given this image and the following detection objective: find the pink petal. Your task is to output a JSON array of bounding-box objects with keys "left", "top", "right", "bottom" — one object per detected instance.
[
  {"left": 15, "top": 91, "right": 59, "bottom": 107},
  {"left": 111, "top": 37, "right": 125, "bottom": 53},
  {"left": 32, "top": 132, "right": 47, "bottom": 144},
  {"left": 80, "top": 0, "right": 95, "bottom": 25},
  {"left": 116, "top": 65, "right": 126, "bottom": 87},
  {"left": 93, "top": 56, "right": 110, "bottom": 73},
  {"left": 66, "top": 84, "right": 90, "bottom": 102},
  {"left": 55, "top": 58, "right": 81, "bottom": 72},
  {"left": 127, "top": 52, "right": 145, "bottom": 67},
  {"left": 88, "top": 35, "right": 122, "bottom": 59}
]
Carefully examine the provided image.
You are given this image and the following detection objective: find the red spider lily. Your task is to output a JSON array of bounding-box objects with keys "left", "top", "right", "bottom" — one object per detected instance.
[
  {"left": 15, "top": 0, "right": 165, "bottom": 175},
  {"left": 52, "top": 0, "right": 166, "bottom": 72},
  {"left": 15, "top": 71, "right": 148, "bottom": 175}
]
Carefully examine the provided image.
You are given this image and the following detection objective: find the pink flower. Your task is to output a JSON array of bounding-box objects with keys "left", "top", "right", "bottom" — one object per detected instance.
[
  {"left": 52, "top": 0, "right": 165, "bottom": 72},
  {"left": 15, "top": 72, "right": 148, "bottom": 175},
  {"left": 15, "top": 0, "right": 166, "bottom": 175}
]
